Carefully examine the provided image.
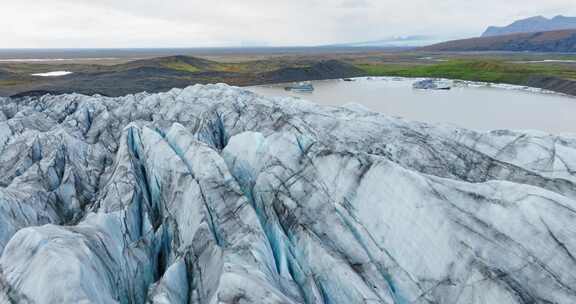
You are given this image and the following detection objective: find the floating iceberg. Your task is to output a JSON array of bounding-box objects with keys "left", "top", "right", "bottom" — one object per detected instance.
[
  {"left": 413, "top": 78, "right": 452, "bottom": 90},
  {"left": 31, "top": 71, "right": 73, "bottom": 77},
  {"left": 0, "top": 84, "right": 575, "bottom": 303}
]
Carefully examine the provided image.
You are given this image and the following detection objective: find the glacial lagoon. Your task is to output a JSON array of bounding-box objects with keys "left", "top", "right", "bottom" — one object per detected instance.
[{"left": 249, "top": 77, "right": 576, "bottom": 135}]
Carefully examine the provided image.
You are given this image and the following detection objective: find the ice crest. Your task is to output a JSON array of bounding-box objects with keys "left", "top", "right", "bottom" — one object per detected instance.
[{"left": 0, "top": 84, "right": 575, "bottom": 303}]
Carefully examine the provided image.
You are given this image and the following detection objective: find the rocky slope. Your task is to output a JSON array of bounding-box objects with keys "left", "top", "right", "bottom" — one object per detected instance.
[
  {"left": 0, "top": 84, "right": 576, "bottom": 303},
  {"left": 483, "top": 15, "right": 576, "bottom": 37},
  {"left": 422, "top": 29, "right": 576, "bottom": 53}
]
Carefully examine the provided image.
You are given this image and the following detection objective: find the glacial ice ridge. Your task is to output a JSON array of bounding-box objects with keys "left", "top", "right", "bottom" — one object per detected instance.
[{"left": 0, "top": 84, "right": 576, "bottom": 303}]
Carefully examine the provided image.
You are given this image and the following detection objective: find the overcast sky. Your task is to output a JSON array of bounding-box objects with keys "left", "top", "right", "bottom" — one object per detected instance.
[{"left": 1, "top": 0, "right": 575, "bottom": 48}]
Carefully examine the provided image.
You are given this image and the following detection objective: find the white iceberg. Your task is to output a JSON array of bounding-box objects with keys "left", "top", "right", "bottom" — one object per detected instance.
[{"left": 31, "top": 71, "right": 73, "bottom": 77}]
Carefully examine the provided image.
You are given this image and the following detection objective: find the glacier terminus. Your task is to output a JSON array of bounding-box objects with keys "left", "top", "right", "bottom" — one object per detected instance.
[{"left": 0, "top": 84, "right": 575, "bottom": 303}]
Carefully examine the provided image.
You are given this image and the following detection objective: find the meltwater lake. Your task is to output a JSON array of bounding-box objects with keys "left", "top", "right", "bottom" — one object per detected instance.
[{"left": 248, "top": 77, "right": 576, "bottom": 135}]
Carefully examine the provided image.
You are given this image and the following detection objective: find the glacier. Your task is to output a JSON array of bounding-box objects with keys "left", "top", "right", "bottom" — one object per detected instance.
[{"left": 0, "top": 83, "right": 575, "bottom": 303}]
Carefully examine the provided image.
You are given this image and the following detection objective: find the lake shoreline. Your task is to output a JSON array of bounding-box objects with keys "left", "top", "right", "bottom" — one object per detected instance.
[
  {"left": 249, "top": 77, "right": 576, "bottom": 135},
  {"left": 8, "top": 73, "right": 575, "bottom": 99},
  {"left": 250, "top": 76, "right": 576, "bottom": 99}
]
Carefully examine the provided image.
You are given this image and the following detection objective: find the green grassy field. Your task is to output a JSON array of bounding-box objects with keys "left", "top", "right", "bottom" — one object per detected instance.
[{"left": 355, "top": 59, "right": 576, "bottom": 84}]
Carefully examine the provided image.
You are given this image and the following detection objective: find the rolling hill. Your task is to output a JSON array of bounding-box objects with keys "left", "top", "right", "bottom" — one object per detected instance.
[{"left": 0, "top": 55, "right": 363, "bottom": 97}]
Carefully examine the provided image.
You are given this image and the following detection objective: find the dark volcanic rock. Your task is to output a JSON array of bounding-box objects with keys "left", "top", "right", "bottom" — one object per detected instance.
[
  {"left": 525, "top": 75, "right": 576, "bottom": 96},
  {"left": 9, "top": 90, "right": 70, "bottom": 98},
  {"left": 260, "top": 60, "right": 364, "bottom": 83}
]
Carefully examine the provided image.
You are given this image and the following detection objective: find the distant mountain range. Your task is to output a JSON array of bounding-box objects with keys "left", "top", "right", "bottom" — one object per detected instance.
[
  {"left": 324, "top": 36, "right": 442, "bottom": 48},
  {"left": 483, "top": 15, "right": 576, "bottom": 37},
  {"left": 422, "top": 29, "right": 576, "bottom": 53}
]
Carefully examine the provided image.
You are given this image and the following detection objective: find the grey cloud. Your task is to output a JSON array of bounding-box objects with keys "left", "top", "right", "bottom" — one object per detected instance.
[
  {"left": 340, "top": 0, "right": 372, "bottom": 8},
  {"left": 1, "top": 0, "right": 575, "bottom": 47}
]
